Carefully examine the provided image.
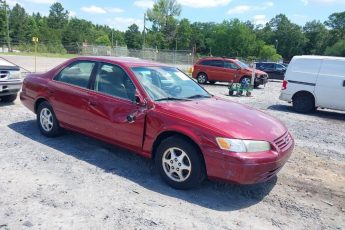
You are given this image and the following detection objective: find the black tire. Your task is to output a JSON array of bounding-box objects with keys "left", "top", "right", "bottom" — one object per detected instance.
[
  {"left": 229, "top": 90, "right": 234, "bottom": 96},
  {"left": 292, "top": 92, "right": 315, "bottom": 113},
  {"left": 197, "top": 73, "right": 208, "bottom": 84},
  {"left": 37, "top": 101, "right": 63, "bottom": 137},
  {"left": 209, "top": 81, "right": 216, "bottom": 84},
  {"left": 0, "top": 94, "right": 17, "bottom": 103},
  {"left": 155, "top": 136, "right": 206, "bottom": 190}
]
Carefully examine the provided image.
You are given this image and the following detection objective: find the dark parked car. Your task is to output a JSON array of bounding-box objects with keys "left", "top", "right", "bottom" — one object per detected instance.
[
  {"left": 255, "top": 62, "right": 286, "bottom": 80},
  {"left": 192, "top": 57, "right": 268, "bottom": 87},
  {"left": 0, "top": 58, "right": 22, "bottom": 102},
  {"left": 20, "top": 56, "right": 294, "bottom": 189}
]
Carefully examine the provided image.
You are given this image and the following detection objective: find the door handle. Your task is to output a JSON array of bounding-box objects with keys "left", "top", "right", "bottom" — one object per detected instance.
[{"left": 126, "top": 114, "right": 136, "bottom": 123}]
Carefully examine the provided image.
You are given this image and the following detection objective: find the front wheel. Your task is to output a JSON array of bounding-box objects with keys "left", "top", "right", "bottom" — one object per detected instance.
[
  {"left": 37, "top": 101, "right": 63, "bottom": 137},
  {"left": 155, "top": 136, "right": 206, "bottom": 190}
]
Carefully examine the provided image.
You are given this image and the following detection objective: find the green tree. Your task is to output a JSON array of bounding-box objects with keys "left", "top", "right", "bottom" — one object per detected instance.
[
  {"left": 325, "top": 11, "right": 345, "bottom": 46},
  {"left": 146, "top": 0, "right": 181, "bottom": 48},
  {"left": 175, "top": 18, "right": 192, "bottom": 50},
  {"left": 324, "top": 39, "right": 345, "bottom": 56},
  {"left": 303, "top": 20, "right": 328, "bottom": 55},
  {"left": 95, "top": 34, "right": 111, "bottom": 46},
  {"left": 125, "top": 24, "right": 142, "bottom": 49},
  {"left": 47, "top": 2, "right": 69, "bottom": 30},
  {"left": 264, "top": 14, "right": 307, "bottom": 59},
  {"left": 9, "top": 4, "right": 30, "bottom": 43}
]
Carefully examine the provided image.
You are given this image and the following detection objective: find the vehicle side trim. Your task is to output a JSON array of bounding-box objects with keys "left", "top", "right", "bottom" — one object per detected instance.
[{"left": 287, "top": 80, "right": 316, "bottom": 86}]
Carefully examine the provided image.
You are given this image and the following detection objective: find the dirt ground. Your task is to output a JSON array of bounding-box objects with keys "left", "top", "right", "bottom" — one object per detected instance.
[{"left": 0, "top": 56, "right": 344, "bottom": 229}]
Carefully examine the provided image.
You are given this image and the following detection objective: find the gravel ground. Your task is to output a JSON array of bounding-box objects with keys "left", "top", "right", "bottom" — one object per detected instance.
[{"left": 0, "top": 56, "right": 345, "bottom": 229}]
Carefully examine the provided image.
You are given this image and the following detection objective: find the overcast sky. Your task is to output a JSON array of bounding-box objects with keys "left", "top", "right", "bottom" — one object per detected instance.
[{"left": 6, "top": 0, "right": 345, "bottom": 31}]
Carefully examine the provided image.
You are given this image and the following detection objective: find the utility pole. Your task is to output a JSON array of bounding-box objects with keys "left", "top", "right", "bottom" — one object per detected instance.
[{"left": 143, "top": 13, "right": 146, "bottom": 49}]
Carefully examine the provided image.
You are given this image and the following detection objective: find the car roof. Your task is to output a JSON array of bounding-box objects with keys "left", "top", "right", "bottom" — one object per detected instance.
[
  {"left": 72, "top": 56, "right": 169, "bottom": 68},
  {"left": 198, "top": 57, "right": 238, "bottom": 62},
  {"left": 293, "top": 55, "right": 345, "bottom": 61}
]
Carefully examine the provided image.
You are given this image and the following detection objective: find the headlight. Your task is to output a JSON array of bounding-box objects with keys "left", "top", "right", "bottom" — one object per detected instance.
[
  {"left": 8, "top": 71, "right": 21, "bottom": 80},
  {"left": 216, "top": 137, "right": 271, "bottom": 153}
]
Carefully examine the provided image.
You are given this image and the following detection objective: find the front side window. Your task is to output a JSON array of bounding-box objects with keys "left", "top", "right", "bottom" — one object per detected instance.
[
  {"left": 131, "top": 66, "right": 210, "bottom": 101},
  {"left": 94, "top": 63, "right": 135, "bottom": 101},
  {"left": 55, "top": 61, "right": 95, "bottom": 88},
  {"left": 224, "top": 61, "right": 239, "bottom": 70}
]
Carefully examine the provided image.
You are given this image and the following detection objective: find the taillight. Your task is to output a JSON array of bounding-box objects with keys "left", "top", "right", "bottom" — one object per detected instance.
[{"left": 282, "top": 80, "right": 288, "bottom": 90}]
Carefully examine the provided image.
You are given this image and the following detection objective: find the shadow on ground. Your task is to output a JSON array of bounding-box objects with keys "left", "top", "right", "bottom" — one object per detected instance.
[
  {"left": 9, "top": 120, "right": 277, "bottom": 211},
  {"left": 267, "top": 104, "right": 345, "bottom": 121}
]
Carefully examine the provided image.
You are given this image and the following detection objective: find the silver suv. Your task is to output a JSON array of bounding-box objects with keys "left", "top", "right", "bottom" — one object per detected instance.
[{"left": 0, "top": 59, "right": 22, "bottom": 103}]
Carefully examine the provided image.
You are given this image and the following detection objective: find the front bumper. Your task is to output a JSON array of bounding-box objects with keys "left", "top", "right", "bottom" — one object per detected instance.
[
  {"left": 203, "top": 141, "right": 294, "bottom": 184},
  {"left": 255, "top": 75, "right": 268, "bottom": 86},
  {"left": 0, "top": 80, "right": 22, "bottom": 96}
]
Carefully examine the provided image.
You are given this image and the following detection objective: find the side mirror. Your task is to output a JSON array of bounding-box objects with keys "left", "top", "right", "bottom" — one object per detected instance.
[{"left": 134, "top": 91, "right": 146, "bottom": 106}]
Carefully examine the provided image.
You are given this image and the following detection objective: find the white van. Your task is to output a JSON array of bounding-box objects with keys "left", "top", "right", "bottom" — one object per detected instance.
[{"left": 279, "top": 55, "right": 345, "bottom": 113}]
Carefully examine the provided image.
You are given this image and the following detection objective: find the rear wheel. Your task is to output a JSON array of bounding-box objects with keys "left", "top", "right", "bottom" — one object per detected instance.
[
  {"left": 37, "top": 101, "right": 63, "bottom": 137},
  {"left": 292, "top": 92, "right": 315, "bottom": 113},
  {"left": 0, "top": 94, "right": 17, "bottom": 103},
  {"left": 197, "top": 73, "right": 208, "bottom": 84},
  {"left": 155, "top": 136, "right": 205, "bottom": 190}
]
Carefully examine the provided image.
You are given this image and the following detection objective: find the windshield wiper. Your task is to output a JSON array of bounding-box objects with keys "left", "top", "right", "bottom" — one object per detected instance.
[
  {"left": 186, "top": 94, "right": 212, "bottom": 99},
  {"left": 155, "top": 97, "right": 192, "bottom": 102}
]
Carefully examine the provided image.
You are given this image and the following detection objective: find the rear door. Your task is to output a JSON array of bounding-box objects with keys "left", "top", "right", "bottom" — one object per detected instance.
[
  {"left": 48, "top": 60, "right": 98, "bottom": 131},
  {"left": 199, "top": 60, "right": 224, "bottom": 81},
  {"left": 86, "top": 62, "right": 146, "bottom": 151},
  {"left": 315, "top": 59, "right": 345, "bottom": 110}
]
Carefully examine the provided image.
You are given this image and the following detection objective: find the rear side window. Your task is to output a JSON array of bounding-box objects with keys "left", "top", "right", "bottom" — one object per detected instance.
[
  {"left": 200, "top": 60, "right": 224, "bottom": 67},
  {"left": 55, "top": 61, "right": 95, "bottom": 88},
  {"left": 319, "top": 60, "right": 345, "bottom": 77},
  {"left": 290, "top": 59, "right": 322, "bottom": 74}
]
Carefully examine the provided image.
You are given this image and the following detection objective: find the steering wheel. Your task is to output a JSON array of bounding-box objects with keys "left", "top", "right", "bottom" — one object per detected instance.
[{"left": 169, "top": 85, "right": 182, "bottom": 96}]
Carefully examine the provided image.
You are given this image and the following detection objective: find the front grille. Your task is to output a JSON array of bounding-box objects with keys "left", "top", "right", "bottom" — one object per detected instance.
[
  {"left": 274, "top": 132, "right": 292, "bottom": 152},
  {"left": 0, "top": 70, "right": 9, "bottom": 79}
]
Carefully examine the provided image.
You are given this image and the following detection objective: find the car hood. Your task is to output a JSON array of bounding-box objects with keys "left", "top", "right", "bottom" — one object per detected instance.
[
  {"left": 244, "top": 68, "right": 267, "bottom": 76},
  {"left": 156, "top": 97, "right": 286, "bottom": 142}
]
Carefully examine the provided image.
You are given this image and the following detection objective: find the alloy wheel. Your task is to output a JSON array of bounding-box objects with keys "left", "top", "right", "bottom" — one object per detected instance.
[
  {"left": 40, "top": 108, "right": 54, "bottom": 132},
  {"left": 162, "top": 147, "right": 192, "bottom": 182}
]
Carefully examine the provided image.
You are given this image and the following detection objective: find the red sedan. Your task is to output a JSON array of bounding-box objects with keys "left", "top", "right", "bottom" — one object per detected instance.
[{"left": 20, "top": 56, "right": 294, "bottom": 189}]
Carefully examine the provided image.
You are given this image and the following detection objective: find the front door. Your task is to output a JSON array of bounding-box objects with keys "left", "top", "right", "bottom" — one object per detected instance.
[
  {"left": 87, "top": 63, "right": 146, "bottom": 151},
  {"left": 224, "top": 61, "right": 240, "bottom": 82}
]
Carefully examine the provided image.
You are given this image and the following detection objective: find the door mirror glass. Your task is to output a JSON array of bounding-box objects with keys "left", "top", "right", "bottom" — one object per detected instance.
[{"left": 134, "top": 90, "right": 146, "bottom": 106}]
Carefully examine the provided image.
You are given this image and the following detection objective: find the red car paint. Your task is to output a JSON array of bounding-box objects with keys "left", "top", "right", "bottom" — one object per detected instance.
[
  {"left": 20, "top": 56, "right": 294, "bottom": 184},
  {"left": 192, "top": 57, "right": 268, "bottom": 86}
]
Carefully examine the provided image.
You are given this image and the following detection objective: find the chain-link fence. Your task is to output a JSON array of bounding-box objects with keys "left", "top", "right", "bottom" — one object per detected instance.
[{"left": 0, "top": 41, "right": 195, "bottom": 73}]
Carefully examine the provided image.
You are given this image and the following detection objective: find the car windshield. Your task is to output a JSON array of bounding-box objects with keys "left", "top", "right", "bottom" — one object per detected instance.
[
  {"left": 131, "top": 66, "right": 211, "bottom": 101},
  {"left": 235, "top": 60, "right": 249, "bottom": 69}
]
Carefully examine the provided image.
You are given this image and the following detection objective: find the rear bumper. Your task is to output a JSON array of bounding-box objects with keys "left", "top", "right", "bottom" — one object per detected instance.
[
  {"left": 203, "top": 143, "right": 294, "bottom": 184},
  {"left": 0, "top": 80, "right": 22, "bottom": 96},
  {"left": 279, "top": 91, "right": 292, "bottom": 102}
]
